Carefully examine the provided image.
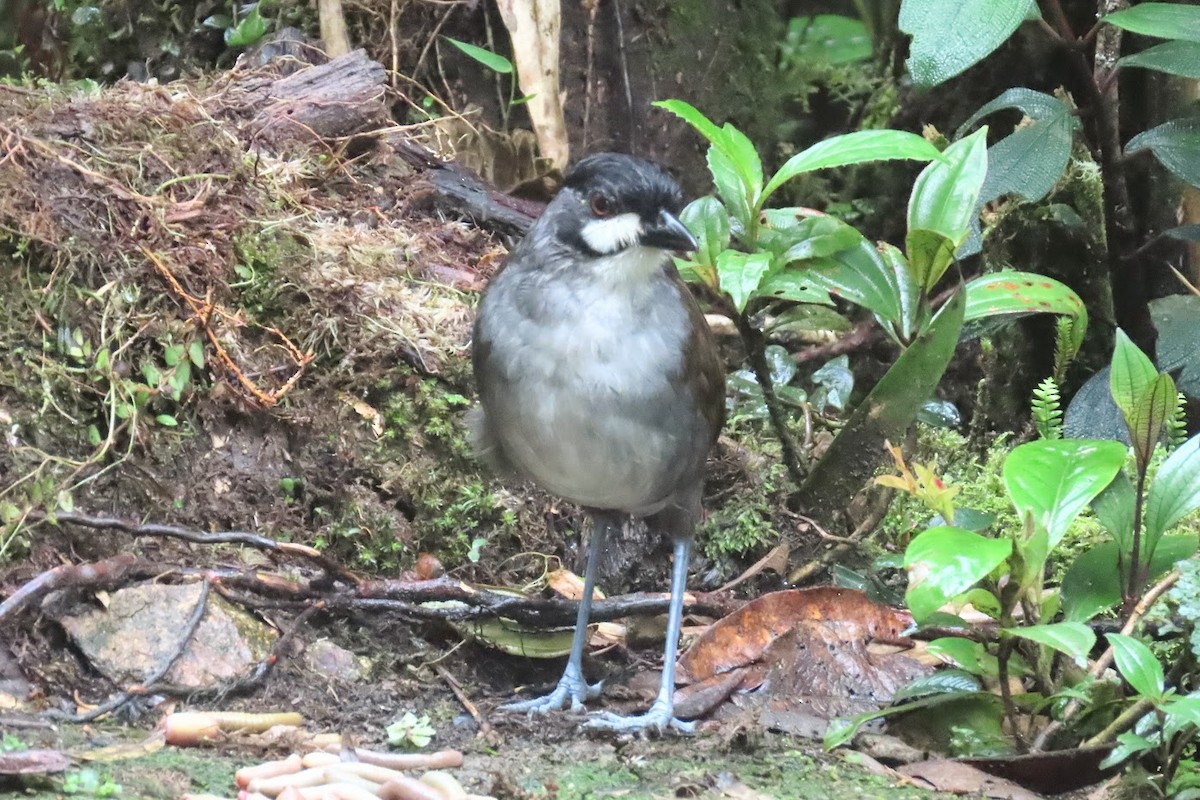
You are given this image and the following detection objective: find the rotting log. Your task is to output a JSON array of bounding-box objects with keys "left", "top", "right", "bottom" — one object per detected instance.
[{"left": 242, "top": 48, "right": 388, "bottom": 145}]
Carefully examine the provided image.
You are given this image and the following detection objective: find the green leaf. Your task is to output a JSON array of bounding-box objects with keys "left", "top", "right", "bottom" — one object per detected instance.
[
  {"left": 1150, "top": 293, "right": 1200, "bottom": 397},
  {"left": 781, "top": 15, "right": 873, "bottom": 67},
  {"left": 762, "top": 131, "right": 943, "bottom": 202},
  {"left": 905, "top": 228, "right": 958, "bottom": 292},
  {"left": 156, "top": 414, "right": 178, "bottom": 427},
  {"left": 224, "top": 5, "right": 268, "bottom": 48},
  {"left": 1144, "top": 433, "right": 1200, "bottom": 543},
  {"left": 1093, "top": 470, "right": 1136, "bottom": 549},
  {"left": 759, "top": 213, "right": 862, "bottom": 263},
  {"left": 163, "top": 343, "right": 184, "bottom": 366},
  {"left": 799, "top": 289, "right": 966, "bottom": 511},
  {"left": 1129, "top": 372, "right": 1176, "bottom": 470},
  {"left": 87, "top": 425, "right": 101, "bottom": 447},
  {"left": 1061, "top": 534, "right": 1198, "bottom": 622},
  {"left": 1103, "top": 3, "right": 1200, "bottom": 43},
  {"left": 907, "top": 128, "right": 989, "bottom": 286},
  {"left": 1126, "top": 117, "right": 1200, "bottom": 188},
  {"left": 444, "top": 37, "right": 513, "bottom": 74},
  {"left": 1110, "top": 328, "right": 1160, "bottom": 431},
  {"left": 767, "top": 303, "right": 849, "bottom": 333},
  {"left": 957, "top": 89, "right": 1076, "bottom": 206},
  {"left": 927, "top": 637, "right": 1000, "bottom": 679},
  {"left": 756, "top": 270, "right": 833, "bottom": 305},
  {"left": 1003, "top": 439, "right": 1128, "bottom": 547},
  {"left": 963, "top": 271, "right": 1088, "bottom": 350},
  {"left": 803, "top": 234, "right": 909, "bottom": 333},
  {"left": 680, "top": 196, "right": 731, "bottom": 267},
  {"left": 1119, "top": 40, "right": 1200, "bottom": 78},
  {"left": 716, "top": 251, "right": 772, "bottom": 313},
  {"left": 891, "top": 669, "right": 982, "bottom": 701},
  {"left": 904, "top": 527, "right": 1012, "bottom": 622},
  {"left": 720, "top": 123, "right": 764, "bottom": 205},
  {"left": 1164, "top": 695, "right": 1200, "bottom": 727},
  {"left": 708, "top": 145, "right": 753, "bottom": 231},
  {"left": 188, "top": 340, "right": 205, "bottom": 369},
  {"left": 900, "top": 0, "right": 1036, "bottom": 88},
  {"left": 1009, "top": 622, "right": 1096, "bottom": 666},
  {"left": 1107, "top": 633, "right": 1166, "bottom": 700}
]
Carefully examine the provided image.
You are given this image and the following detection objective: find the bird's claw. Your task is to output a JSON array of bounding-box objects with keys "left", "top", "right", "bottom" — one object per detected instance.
[
  {"left": 584, "top": 704, "right": 695, "bottom": 735},
  {"left": 499, "top": 676, "right": 603, "bottom": 715}
]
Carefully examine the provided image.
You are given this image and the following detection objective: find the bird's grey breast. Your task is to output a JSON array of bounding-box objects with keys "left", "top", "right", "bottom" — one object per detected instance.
[{"left": 474, "top": 247, "right": 703, "bottom": 514}]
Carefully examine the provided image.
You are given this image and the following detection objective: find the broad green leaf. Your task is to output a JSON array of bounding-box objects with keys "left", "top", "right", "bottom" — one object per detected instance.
[
  {"left": 878, "top": 243, "right": 922, "bottom": 341},
  {"left": 762, "top": 131, "right": 943, "bottom": 202},
  {"left": 1129, "top": 372, "right": 1176, "bottom": 470},
  {"left": 1144, "top": 433, "right": 1200, "bottom": 542},
  {"left": 905, "top": 228, "right": 958, "bottom": 292},
  {"left": 1009, "top": 623, "right": 1095, "bottom": 666},
  {"left": 963, "top": 271, "right": 1088, "bottom": 350},
  {"left": 1107, "top": 633, "right": 1165, "bottom": 700},
  {"left": 891, "top": 668, "right": 982, "bottom": 701},
  {"left": 1003, "top": 439, "right": 1128, "bottom": 547},
  {"left": 721, "top": 123, "right": 764, "bottom": 204},
  {"left": 802, "top": 235, "right": 908, "bottom": 334},
  {"left": 680, "top": 196, "right": 731, "bottom": 267},
  {"left": 957, "top": 89, "right": 1077, "bottom": 205},
  {"left": 767, "top": 303, "right": 849, "bottom": 333},
  {"left": 708, "top": 145, "right": 753, "bottom": 230},
  {"left": 1164, "top": 695, "right": 1200, "bottom": 727},
  {"left": 717, "top": 251, "right": 772, "bottom": 313},
  {"left": 900, "top": 0, "right": 1036, "bottom": 87},
  {"left": 799, "top": 290, "right": 966, "bottom": 513},
  {"left": 1126, "top": 117, "right": 1200, "bottom": 188},
  {"left": 1150, "top": 293, "right": 1200, "bottom": 397},
  {"left": 779, "top": 216, "right": 862, "bottom": 263},
  {"left": 1093, "top": 470, "right": 1136, "bottom": 551},
  {"left": 1061, "top": 534, "right": 1198, "bottom": 622},
  {"left": 225, "top": 5, "right": 268, "bottom": 47},
  {"left": 187, "top": 340, "right": 204, "bottom": 369},
  {"left": 164, "top": 344, "right": 184, "bottom": 366},
  {"left": 823, "top": 689, "right": 999, "bottom": 750},
  {"left": 1119, "top": 40, "right": 1200, "bottom": 78},
  {"left": 1103, "top": 3, "right": 1200, "bottom": 43},
  {"left": 904, "top": 527, "right": 1012, "bottom": 622},
  {"left": 756, "top": 270, "right": 834, "bottom": 305},
  {"left": 907, "top": 128, "right": 989, "bottom": 286},
  {"left": 757, "top": 212, "right": 860, "bottom": 264},
  {"left": 1110, "top": 329, "right": 1160, "bottom": 429},
  {"left": 927, "top": 638, "right": 1000, "bottom": 679},
  {"left": 781, "top": 15, "right": 873, "bottom": 67}
]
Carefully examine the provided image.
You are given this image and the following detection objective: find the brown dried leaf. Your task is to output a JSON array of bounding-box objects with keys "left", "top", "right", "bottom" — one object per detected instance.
[{"left": 677, "top": 588, "right": 912, "bottom": 683}]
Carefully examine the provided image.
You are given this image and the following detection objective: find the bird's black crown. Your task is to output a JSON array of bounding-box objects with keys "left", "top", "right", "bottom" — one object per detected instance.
[{"left": 563, "top": 153, "right": 685, "bottom": 219}]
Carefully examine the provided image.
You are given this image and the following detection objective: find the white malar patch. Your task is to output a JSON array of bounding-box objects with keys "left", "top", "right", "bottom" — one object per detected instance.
[{"left": 580, "top": 212, "right": 642, "bottom": 254}]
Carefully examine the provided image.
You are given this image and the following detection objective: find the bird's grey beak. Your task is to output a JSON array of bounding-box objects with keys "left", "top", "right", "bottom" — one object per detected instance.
[{"left": 640, "top": 209, "right": 698, "bottom": 252}]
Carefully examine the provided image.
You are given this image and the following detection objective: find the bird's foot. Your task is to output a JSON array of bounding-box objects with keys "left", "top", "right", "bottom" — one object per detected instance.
[
  {"left": 584, "top": 701, "right": 695, "bottom": 735},
  {"left": 499, "top": 674, "right": 603, "bottom": 715}
]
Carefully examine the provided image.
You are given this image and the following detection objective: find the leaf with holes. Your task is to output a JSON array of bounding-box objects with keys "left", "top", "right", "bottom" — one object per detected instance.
[{"left": 717, "top": 251, "right": 772, "bottom": 313}]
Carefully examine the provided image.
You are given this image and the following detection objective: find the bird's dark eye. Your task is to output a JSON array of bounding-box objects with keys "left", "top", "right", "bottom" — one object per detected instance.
[{"left": 589, "top": 193, "right": 613, "bottom": 217}]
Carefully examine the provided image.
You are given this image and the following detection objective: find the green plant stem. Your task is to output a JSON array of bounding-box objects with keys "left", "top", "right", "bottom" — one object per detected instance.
[
  {"left": 1083, "top": 696, "right": 1154, "bottom": 748},
  {"left": 1124, "top": 466, "right": 1147, "bottom": 617},
  {"left": 733, "top": 311, "right": 807, "bottom": 491},
  {"left": 996, "top": 635, "right": 1028, "bottom": 752}
]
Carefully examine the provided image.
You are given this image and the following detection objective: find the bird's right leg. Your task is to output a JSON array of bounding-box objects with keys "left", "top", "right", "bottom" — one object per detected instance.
[{"left": 498, "top": 512, "right": 612, "bottom": 714}]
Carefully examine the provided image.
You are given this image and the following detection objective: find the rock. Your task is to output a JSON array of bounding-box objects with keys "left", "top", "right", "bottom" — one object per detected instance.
[
  {"left": 303, "top": 638, "right": 367, "bottom": 682},
  {"left": 55, "top": 582, "right": 276, "bottom": 688}
]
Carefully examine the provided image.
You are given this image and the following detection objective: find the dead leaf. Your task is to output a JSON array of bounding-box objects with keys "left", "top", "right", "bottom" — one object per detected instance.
[
  {"left": 547, "top": 568, "right": 604, "bottom": 601},
  {"left": 0, "top": 749, "right": 72, "bottom": 775},
  {"left": 898, "top": 760, "right": 1044, "bottom": 800},
  {"left": 678, "top": 587, "right": 912, "bottom": 683}
]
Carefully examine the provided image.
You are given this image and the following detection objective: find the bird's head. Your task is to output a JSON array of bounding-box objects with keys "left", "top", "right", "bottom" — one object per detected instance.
[{"left": 548, "top": 153, "right": 698, "bottom": 258}]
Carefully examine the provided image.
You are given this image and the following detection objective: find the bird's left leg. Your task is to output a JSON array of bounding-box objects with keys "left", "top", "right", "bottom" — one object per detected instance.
[
  {"left": 498, "top": 512, "right": 612, "bottom": 714},
  {"left": 586, "top": 533, "right": 695, "bottom": 733}
]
